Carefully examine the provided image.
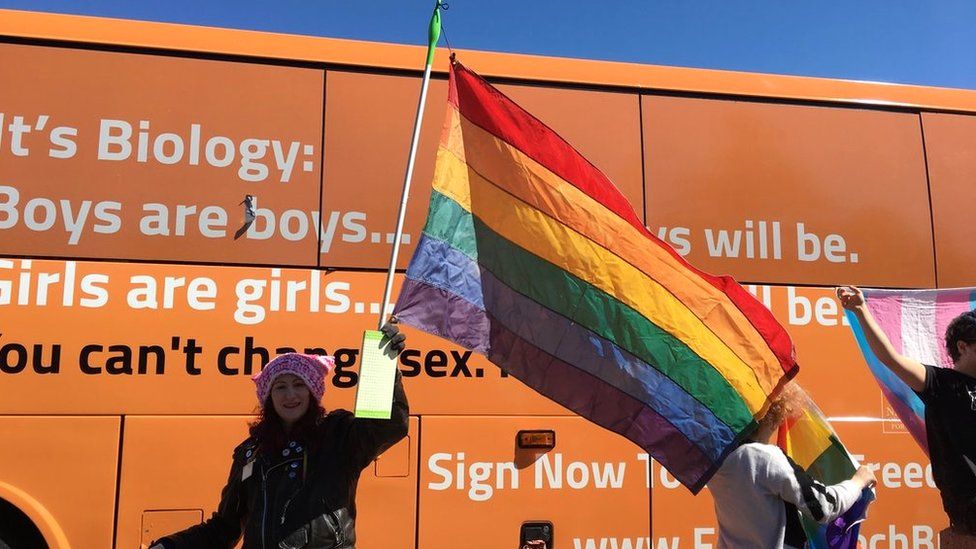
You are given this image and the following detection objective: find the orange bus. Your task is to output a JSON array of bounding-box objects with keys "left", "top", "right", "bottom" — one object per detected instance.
[{"left": 0, "top": 8, "right": 974, "bottom": 548}]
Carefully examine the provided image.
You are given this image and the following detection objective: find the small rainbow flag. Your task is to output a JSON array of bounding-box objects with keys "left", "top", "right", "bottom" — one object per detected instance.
[
  {"left": 846, "top": 287, "right": 976, "bottom": 453},
  {"left": 778, "top": 388, "right": 873, "bottom": 548},
  {"left": 394, "top": 60, "right": 798, "bottom": 491}
]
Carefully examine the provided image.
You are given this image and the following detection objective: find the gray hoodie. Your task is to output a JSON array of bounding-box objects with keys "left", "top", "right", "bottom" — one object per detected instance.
[{"left": 708, "top": 442, "right": 862, "bottom": 548}]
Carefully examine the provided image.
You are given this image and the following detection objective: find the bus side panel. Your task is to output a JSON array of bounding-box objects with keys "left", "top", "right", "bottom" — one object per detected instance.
[
  {"left": 116, "top": 415, "right": 418, "bottom": 548},
  {"left": 744, "top": 285, "right": 879, "bottom": 417},
  {"left": 354, "top": 416, "right": 419, "bottom": 549},
  {"left": 321, "top": 71, "right": 644, "bottom": 270},
  {"left": 919, "top": 112, "right": 976, "bottom": 288},
  {"left": 641, "top": 95, "right": 934, "bottom": 288},
  {"left": 0, "top": 261, "right": 565, "bottom": 417},
  {"left": 0, "top": 42, "right": 324, "bottom": 266},
  {"left": 418, "top": 416, "right": 650, "bottom": 549},
  {"left": 115, "top": 416, "right": 252, "bottom": 548},
  {"left": 0, "top": 416, "right": 119, "bottom": 548}
]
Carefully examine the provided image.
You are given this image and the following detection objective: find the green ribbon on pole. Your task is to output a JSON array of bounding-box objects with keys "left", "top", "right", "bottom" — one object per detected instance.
[{"left": 426, "top": 0, "right": 444, "bottom": 66}]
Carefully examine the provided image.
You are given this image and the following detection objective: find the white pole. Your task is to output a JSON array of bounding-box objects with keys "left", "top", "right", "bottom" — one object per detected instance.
[{"left": 378, "top": 2, "right": 442, "bottom": 330}]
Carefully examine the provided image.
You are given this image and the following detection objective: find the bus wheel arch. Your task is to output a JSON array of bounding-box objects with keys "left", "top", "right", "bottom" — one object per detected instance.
[{"left": 0, "top": 481, "right": 70, "bottom": 549}]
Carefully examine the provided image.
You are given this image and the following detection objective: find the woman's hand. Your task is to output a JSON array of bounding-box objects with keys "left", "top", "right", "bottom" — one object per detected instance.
[{"left": 380, "top": 319, "right": 407, "bottom": 356}]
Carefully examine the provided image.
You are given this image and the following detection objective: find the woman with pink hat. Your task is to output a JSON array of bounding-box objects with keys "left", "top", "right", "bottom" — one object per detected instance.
[{"left": 151, "top": 322, "right": 408, "bottom": 549}]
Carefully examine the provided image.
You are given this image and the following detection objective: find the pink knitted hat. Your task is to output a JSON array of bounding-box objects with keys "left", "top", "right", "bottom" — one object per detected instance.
[{"left": 252, "top": 353, "right": 336, "bottom": 404}]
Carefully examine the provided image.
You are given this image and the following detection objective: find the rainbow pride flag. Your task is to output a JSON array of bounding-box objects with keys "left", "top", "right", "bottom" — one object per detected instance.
[
  {"left": 846, "top": 287, "right": 976, "bottom": 453},
  {"left": 778, "top": 388, "right": 873, "bottom": 548},
  {"left": 394, "top": 60, "right": 798, "bottom": 492}
]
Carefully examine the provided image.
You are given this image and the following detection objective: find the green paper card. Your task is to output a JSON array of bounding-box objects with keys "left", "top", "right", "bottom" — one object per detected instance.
[{"left": 353, "top": 330, "right": 398, "bottom": 419}]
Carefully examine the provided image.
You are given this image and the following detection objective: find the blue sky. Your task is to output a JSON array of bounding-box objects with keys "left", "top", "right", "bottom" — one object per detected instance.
[{"left": 2, "top": 1, "right": 975, "bottom": 90}]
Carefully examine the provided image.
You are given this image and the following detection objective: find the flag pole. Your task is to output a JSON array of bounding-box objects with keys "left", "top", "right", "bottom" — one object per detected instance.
[{"left": 378, "top": 0, "right": 444, "bottom": 330}]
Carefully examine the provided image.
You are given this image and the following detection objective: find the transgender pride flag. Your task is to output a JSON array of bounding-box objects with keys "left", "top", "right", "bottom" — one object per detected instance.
[
  {"left": 846, "top": 288, "right": 976, "bottom": 453},
  {"left": 778, "top": 389, "right": 875, "bottom": 549}
]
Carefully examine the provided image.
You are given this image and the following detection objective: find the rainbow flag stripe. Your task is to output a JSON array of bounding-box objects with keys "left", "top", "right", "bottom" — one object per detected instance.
[
  {"left": 395, "top": 61, "right": 798, "bottom": 491},
  {"left": 846, "top": 287, "right": 976, "bottom": 453},
  {"left": 778, "top": 390, "right": 871, "bottom": 548}
]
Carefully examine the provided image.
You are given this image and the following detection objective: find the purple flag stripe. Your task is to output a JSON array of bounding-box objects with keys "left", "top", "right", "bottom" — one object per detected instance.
[{"left": 397, "top": 277, "right": 715, "bottom": 489}]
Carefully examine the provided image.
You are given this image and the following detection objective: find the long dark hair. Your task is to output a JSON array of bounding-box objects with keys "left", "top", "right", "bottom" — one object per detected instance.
[{"left": 249, "top": 397, "right": 326, "bottom": 455}]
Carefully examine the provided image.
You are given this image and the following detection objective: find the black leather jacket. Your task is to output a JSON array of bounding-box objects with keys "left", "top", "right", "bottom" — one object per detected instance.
[{"left": 159, "top": 373, "right": 408, "bottom": 549}]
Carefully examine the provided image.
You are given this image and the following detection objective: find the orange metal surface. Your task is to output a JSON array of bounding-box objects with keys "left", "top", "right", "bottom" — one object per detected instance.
[
  {"left": 116, "top": 416, "right": 251, "bottom": 548},
  {"left": 920, "top": 112, "right": 976, "bottom": 288},
  {"left": 4, "top": 9, "right": 976, "bottom": 112},
  {"left": 742, "top": 285, "right": 882, "bottom": 418},
  {"left": 321, "top": 72, "right": 448, "bottom": 270},
  {"left": 0, "top": 416, "right": 119, "bottom": 548},
  {"left": 141, "top": 510, "right": 204, "bottom": 548},
  {"left": 0, "top": 259, "right": 564, "bottom": 416},
  {"left": 322, "top": 71, "right": 643, "bottom": 269},
  {"left": 356, "top": 417, "right": 419, "bottom": 549},
  {"left": 0, "top": 42, "right": 323, "bottom": 265},
  {"left": 643, "top": 95, "right": 934, "bottom": 288},
  {"left": 418, "top": 416, "right": 649, "bottom": 548}
]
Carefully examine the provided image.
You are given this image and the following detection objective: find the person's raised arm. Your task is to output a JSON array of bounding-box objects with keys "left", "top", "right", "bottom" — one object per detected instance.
[
  {"left": 345, "top": 321, "right": 410, "bottom": 471},
  {"left": 837, "top": 286, "right": 926, "bottom": 392}
]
